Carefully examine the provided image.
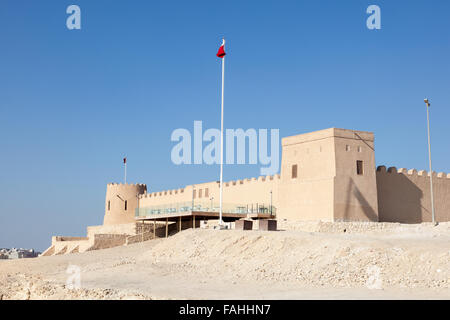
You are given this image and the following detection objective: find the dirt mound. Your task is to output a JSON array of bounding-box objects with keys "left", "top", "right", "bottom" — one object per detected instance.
[
  {"left": 1, "top": 222, "right": 449, "bottom": 299},
  {"left": 139, "top": 228, "right": 450, "bottom": 289},
  {"left": 0, "top": 274, "right": 152, "bottom": 300}
]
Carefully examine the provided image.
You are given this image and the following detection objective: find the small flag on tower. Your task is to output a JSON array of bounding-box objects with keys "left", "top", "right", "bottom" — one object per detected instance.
[
  {"left": 216, "top": 39, "right": 226, "bottom": 58},
  {"left": 123, "top": 157, "right": 126, "bottom": 164}
]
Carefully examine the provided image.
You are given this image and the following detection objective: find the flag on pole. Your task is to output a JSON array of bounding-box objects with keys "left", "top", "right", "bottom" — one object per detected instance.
[
  {"left": 123, "top": 157, "right": 127, "bottom": 164},
  {"left": 216, "top": 40, "right": 226, "bottom": 58},
  {"left": 217, "top": 38, "right": 226, "bottom": 227}
]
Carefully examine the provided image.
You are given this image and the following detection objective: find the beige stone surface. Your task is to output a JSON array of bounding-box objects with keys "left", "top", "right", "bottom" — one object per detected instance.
[
  {"left": 139, "top": 176, "right": 279, "bottom": 210},
  {"left": 103, "top": 183, "right": 147, "bottom": 225},
  {"left": 2, "top": 222, "right": 449, "bottom": 300},
  {"left": 278, "top": 128, "right": 378, "bottom": 221},
  {"left": 377, "top": 166, "right": 450, "bottom": 223}
]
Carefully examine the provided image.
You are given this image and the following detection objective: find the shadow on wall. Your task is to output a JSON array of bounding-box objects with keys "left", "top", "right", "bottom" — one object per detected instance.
[
  {"left": 342, "top": 177, "right": 378, "bottom": 222},
  {"left": 376, "top": 167, "right": 424, "bottom": 223}
]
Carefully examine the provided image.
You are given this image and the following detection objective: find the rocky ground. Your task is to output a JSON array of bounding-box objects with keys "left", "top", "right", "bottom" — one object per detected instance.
[{"left": 1, "top": 221, "right": 449, "bottom": 300}]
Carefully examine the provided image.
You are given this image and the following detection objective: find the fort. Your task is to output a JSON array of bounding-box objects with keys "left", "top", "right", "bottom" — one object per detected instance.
[{"left": 42, "top": 127, "right": 450, "bottom": 256}]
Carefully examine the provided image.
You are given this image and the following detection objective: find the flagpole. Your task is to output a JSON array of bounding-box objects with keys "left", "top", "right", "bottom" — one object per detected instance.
[
  {"left": 219, "top": 39, "right": 225, "bottom": 227},
  {"left": 124, "top": 158, "right": 127, "bottom": 184}
]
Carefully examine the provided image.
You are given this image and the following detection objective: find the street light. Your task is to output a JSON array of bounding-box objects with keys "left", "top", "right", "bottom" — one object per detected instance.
[
  {"left": 191, "top": 185, "right": 195, "bottom": 212},
  {"left": 270, "top": 190, "right": 273, "bottom": 215},
  {"left": 424, "top": 99, "right": 437, "bottom": 226}
]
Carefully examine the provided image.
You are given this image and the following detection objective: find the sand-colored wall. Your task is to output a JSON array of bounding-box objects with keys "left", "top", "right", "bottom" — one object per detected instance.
[
  {"left": 45, "top": 223, "right": 145, "bottom": 256},
  {"left": 333, "top": 129, "right": 378, "bottom": 222},
  {"left": 103, "top": 183, "right": 147, "bottom": 225},
  {"left": 50, "top": 236, "right": 94, "bottom": 255},
  {"left": 87, "top": 223, "right": 137, "bottom": 238},
  {"left": 88, "top": 234, "right": 128, "bottom": 251},
  {"left": 277, "top": 129, "right": 336, "bottom": 221},
  {"left": 376, "top": 166, "right": 450, "bottom": 223},
  {"left": 138, "top": 175, "right": 279, "bottom": 210}
]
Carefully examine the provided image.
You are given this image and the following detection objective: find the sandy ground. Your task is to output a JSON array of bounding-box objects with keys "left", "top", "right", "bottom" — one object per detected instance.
[{"left": 0, "top": 221, "right": 449, "bottom": 300}]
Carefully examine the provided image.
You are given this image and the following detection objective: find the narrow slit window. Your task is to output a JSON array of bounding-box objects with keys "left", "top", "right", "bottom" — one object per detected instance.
[
  {"left": 124, "top": 200, "right": 128, "bottom": 211},
  {"left": 356, "top": 160, "right": 364, "bottom": 175},
  {"left": 193, "top": 190, "right": 196, "bottom": 199},
  {"left": 199, "top": 189, "right": 202, "bottom": 198},
  {"left": 108, "top": 201, "right": 110, "bottom": 211},
  {"left": 205, "top": 188, "right": 209, "bottom": 197},
  {"left": 292, "top": 164, "right": 298, "bottom": 179}
]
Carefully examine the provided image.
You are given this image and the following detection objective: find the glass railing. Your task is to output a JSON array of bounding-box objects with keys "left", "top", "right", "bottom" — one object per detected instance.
[{"left": 135, "top": 201, "right": 276, "bottom": 217}]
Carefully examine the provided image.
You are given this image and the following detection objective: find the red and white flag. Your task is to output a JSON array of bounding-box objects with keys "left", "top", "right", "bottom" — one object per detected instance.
[
  {"left": 123, "top": 157, "right": 126, "bottom": 164},
  {"left": 216, "top": 39, "right": 226, "bottom": 58}
]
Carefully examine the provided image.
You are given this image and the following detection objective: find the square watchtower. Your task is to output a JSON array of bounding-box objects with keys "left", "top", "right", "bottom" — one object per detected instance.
[{"left": 277, "top": 128, "right": 378, "bottom": 222}]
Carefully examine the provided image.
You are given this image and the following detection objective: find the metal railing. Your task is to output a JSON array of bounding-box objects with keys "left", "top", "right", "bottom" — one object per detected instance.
[{"left": 135, "top": 201, "right": 276, "bottom": 217}]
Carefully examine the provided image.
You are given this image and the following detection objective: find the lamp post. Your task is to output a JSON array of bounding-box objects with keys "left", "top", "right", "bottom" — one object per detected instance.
[
  {"left": 192, "top": 185, "right": 195, "bottom": 212},
  {"left": 424, "top": 99, "right": 437, "bottom": 226},
  {"left": 270, "top": 190, "right": 273, "bottom": 215}
]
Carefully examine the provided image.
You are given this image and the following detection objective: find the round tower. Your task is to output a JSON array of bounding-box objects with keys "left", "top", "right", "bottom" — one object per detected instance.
[{"left": 103, "top": 183, "right": 147, "bottom": 225}]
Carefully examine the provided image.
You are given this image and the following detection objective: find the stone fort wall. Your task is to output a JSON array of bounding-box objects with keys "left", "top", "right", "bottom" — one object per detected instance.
[
  {"left": 376, "top": 166, "right": 450, "bottom": 223},
  {"left": 138, "top": 175, "right": 280, "bottom": 210},
  {"left": 103, "top": 183, "right": 147, "bottom": 225},
  {"left": 137, "top": 128, "right": 450, "bottom": 224}
]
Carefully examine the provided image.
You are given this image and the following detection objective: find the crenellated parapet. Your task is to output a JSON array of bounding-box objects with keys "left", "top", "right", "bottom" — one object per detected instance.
[
  {"left": 224, "top": 174, "right": 280, "bottom": 187},
  {"left": 139, "top": 174, "right": 280, "bottom": 199},
  {"left": 140, "top": 187, "right": 186, "bottom": 198},
  {"left": 376, "top": 165, "right": 449, "bottom": 179},
  {"left": 107, "top": 182, "right": 147, "bottom": 187},
  {"left": 376, "top": 165, "right": 450, "bottom": 223}
]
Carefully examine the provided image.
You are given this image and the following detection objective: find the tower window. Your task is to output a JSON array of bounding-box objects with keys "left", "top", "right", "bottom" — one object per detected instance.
[
  {"left": 108, "top": 201, "right": 110, "bottom": 211},
  {"left": 199, "top": 189, "right": 202, "bottom": 198},
  {"left": 124, "top": 200, "right": 128, "bottom": 211},
  {"left": 356, "top": 160, "right": 364, "bottom": 175},
  {"left": 205, "top": 188, "right": 209, "bottom": 197},
  {"left": 292, "top": 164, "right": 298, "bottom": 179}
]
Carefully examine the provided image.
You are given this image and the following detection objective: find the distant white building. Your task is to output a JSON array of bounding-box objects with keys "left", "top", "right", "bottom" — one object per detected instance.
[{"left": 0, "top": 248, "right": 39, "bottom": 259}]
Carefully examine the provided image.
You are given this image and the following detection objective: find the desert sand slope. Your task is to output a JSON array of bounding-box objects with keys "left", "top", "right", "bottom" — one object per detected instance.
[{"left": 0, "top": 222, "right": 449, "bottom": 300}]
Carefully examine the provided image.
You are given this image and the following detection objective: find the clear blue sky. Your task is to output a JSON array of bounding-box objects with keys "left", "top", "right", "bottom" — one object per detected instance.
[{"left": 1, "top": 0, "right": 449, "bottom": 251}]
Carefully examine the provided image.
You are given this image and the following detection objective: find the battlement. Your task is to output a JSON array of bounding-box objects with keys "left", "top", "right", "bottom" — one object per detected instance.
[
  {"left": 107, "top": 183, "right": 147, "bottom": 187},
  {"left": 376, "top": 166, "right": 450, "bottom": 179},
  {"left": 224, "top": 174, "right": 280, "bottom": 187},
  {"left": 282, "top": 127, "right": 374, "bottom": 146},
  {"left": 140, "top": 188, "right": 186, "bottom": 198},
  {"left": 138, "top": 174, "right": 280, "bottom": 199},
  {"left": 376, "top": 165, "right": 450, "bottom": 223}
]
